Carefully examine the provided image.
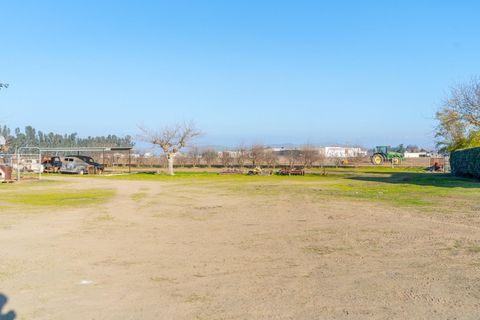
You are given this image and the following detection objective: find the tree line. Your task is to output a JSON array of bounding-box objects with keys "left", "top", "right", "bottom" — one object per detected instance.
[
  {"left": 131, "top": 143, "right": 375, "bottom": 174},
  {"left": 0, "top": 124, "right": 134, "bottom": 151},
  {"left": 184, "top": 144, "right": 328, "bottom": 169}
]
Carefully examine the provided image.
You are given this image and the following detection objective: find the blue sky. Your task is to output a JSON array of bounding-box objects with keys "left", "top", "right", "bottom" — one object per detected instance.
[{"left": 1, "top": 1, "right": 479, "bottom": 148}]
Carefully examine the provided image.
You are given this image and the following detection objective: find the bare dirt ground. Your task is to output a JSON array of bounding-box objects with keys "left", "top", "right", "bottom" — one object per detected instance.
[{"left": 1, "top": 175, "right": 480, "bottom": 319}]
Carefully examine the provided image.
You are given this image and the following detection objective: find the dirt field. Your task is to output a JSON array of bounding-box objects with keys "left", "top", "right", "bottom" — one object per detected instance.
[{"left": 1, "top": 171, "right": 480, "bottom": 319}]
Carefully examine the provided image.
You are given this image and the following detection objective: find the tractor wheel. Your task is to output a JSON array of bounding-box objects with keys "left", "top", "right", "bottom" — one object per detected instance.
[
  {"left": 391, "top": 157, "right": 401, "bottom": 165},
  {"left": 371, "top": 154, "right": 383, "bottom": 165}
]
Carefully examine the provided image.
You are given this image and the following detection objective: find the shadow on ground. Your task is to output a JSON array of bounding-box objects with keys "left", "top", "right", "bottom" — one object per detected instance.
[
  {"left": 348, "top": 172, "right": 480, "bottom": 188},
  {"left": 0, "top": 294, "right": 15, "bottom": 320}
]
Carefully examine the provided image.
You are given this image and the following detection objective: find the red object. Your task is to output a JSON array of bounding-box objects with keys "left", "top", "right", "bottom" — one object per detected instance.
[{"left": 0, "top": 165, "right": 13, "bottom": 181}]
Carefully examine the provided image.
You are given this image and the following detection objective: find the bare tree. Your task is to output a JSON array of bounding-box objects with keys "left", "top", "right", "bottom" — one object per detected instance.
[
  {"left": 264, "top": 149, "right": 278, "bottom": 168},
  {"left": 188, "top": 145, "right": 202, "bottom": 168},
  {"left": 285, "top": 149, "right": 301, "bottom": 168},
  {"left": 406, "top": 144, "right": 420, "bottom": 153},
  {"left": 136, "top": 154, "right": 145, "bottom": 168},
  {"left": 436, "top": 77, "right": 480, "bottom": 151},
  {"left": 0, "top": 83, "right": 9, "bottom": 90},
  {"left": 132, "top": 148, "right": 151, "bottom": 168},
  {"left": 220, "top": 151, "right": 233, "bottom": 167},
  {"left": 235, "top": 145, "right": 248, "bottom": 168},
  {"left": 300, "top": 145, "right": 320, "bottom": 168},
  {"left": 332, "top": 156, "right": 343, "bottom": 167},
  {"left": 249, "top": 144, "right": 265, "bottom": 167},
  {"left": 445, "top": 77, "right": 480, "bottom": 126},
  {"left": 139, "top": 122, "right": 201, "bottom": 175},
  {"left": 317, "top": 152, "right": 326, "bottom": 171},
  {"left": 176, "top": 153, "right": 188, "bottom": 168},
  {"left": 146, "top": 154, "right": 156, "bottom": 168},
  {"left": 202, "top": 149, "right": 218, "bottom": 168}
]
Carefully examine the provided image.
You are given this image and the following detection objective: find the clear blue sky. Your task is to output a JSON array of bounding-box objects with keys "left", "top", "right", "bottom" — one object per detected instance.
[{"left": 1, "top": 1, "right": 479, "bottom": 148}]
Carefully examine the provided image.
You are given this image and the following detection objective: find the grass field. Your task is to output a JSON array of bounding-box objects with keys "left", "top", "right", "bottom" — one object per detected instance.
[
  {"left": 1, "top": 168, "right": 479, "bottom": 319},
  {"left": 95, "top": 169, "right": 480, "bottom": 210}
]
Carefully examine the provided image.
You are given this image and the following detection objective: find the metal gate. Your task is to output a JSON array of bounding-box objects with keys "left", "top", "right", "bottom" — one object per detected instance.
[{"left": 15, "top": 147, "right": 42, "bottom": 181}]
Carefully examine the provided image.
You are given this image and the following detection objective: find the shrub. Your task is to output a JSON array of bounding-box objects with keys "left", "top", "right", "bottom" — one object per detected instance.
[{"left": 450, "top": 147, "right": 480, "bottom": 179}]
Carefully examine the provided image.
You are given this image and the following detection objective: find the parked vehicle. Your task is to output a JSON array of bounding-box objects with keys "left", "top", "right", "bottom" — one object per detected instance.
[
  {"left": 42, "top": 156, "right": 62, "bottom": 173},
  {"left": 371, "top": 146, "right": 404, "bottom": 165},
  {"left": 13, "top": 159, "right": 44, "bottom": 173},
  {"left": 60, "top": 157, "right": 90, "bottom": 175},
  {"left": 65, "top": 155, "right": 104, "bottom": 173}
]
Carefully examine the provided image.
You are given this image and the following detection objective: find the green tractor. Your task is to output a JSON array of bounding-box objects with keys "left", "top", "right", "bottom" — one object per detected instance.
[{"left": 371, "top": 146, "right": 404, "bottom": 165}]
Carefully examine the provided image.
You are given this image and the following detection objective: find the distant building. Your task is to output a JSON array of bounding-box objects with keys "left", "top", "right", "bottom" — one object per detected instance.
[
  {"left": 266, "top": 146, "right": 301, "bottom": 157},
  {"left": 217, "top": 150, "right": 242, "bottom": 158},
  {"left": 404, "top": 152, "right": 430, "bottom": 158},
  {"left": 320, "top": 147, "right": 367, "bottom": 158}
]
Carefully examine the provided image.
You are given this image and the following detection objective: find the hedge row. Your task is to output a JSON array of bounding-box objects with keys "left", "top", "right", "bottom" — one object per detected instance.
[{"left": 450, "top": 147, "right": 480, "bottom": 179}]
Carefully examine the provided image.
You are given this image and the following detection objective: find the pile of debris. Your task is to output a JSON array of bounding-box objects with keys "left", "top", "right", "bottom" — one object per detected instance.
[{"left": 276, "top": 167, "right": 305, "bottom": 176}]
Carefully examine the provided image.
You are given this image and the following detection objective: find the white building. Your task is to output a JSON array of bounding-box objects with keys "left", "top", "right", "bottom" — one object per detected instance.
[
  {"left": 217, "top": 150, "right": 242, "bottom": 158},
  {"left": 404, "top": 152, "right": 430, "bottom": 158},
  {"left": 320, "top": 147, "right": 367, "bottom": 158}
]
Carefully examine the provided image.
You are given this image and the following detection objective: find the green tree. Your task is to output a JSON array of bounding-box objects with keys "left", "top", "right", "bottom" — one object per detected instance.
[
  {"left": 436, "top": 77, "right": 480, "bottom": 152},
  {"left": 0, "top": 124, "right": 134, "bottom": 150}
]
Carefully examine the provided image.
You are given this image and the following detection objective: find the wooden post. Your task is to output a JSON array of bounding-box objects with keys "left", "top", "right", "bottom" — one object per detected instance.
[{"left": 128, "top": 149, "right": 131, "bottom": 173}]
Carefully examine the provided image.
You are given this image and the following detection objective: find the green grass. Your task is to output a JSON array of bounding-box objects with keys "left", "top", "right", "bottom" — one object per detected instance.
[
  {"left": 0, "top": 179, "right": 65, "bottom": 190},
  {"left": 0, "top": 188, "right": 115, "bottom": 207},
  {"left": 4, "top": 168, "right": 479, "bottom": 211},
  {"left": 309, "top": 166, "right": 427, "bottom": 173},
  {"left": 39, "top": 166, "right": 447, "bottom": 183},
  {"left": 227, "top": 171, "right": 479, "bottom": 208},
  {"left": 92, "top": 170, "right": 480, "bottom": 206},
  {"left": 326, "top": 181, "right": 435, "bottom": 206}
]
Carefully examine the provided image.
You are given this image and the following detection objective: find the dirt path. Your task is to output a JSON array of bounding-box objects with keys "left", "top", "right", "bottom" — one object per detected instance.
[{"left": 1, "top": 177, "right": 480, "bottom": 319}]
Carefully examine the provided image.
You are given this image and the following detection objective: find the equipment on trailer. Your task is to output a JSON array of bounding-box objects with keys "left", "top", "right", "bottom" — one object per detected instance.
[
  {"left": 276, "top": 167, "right": 305, "bottom": 176},
  {"left": 247, "top": 167, "right": 272, "bottom": 176},
  {"left": 371, "top": 146, "right": 404, "bottom": 165}
]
